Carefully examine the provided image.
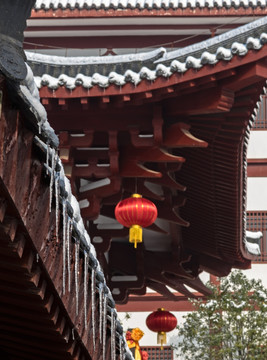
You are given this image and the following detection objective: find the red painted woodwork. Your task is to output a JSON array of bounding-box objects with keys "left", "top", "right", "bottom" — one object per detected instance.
[
  {"left": 0, "top": 78, "right": 96, "bottom": 360},
  {"left": 116, "top": 297, "right": 197, "bottom": 312},
  {"left": 23, "top": 35, "right": 209, "bottom": 51},
  {"left": 35, "top": 55, "right": 267, "bottom": 303},
  {"left": 247, "top": 160, "right": 267, "bottom": 177},
  {"left": 18, "top": 6, "right": 267, "bottom": 304}
]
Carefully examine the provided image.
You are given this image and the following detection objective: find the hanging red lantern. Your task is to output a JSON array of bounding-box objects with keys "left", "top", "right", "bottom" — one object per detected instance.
[
  {"left": 115, "top": 193, "right": 157, "bottom": 248},
  {"left": 146, "top": 308, "right": 177, "bottom": 349}
]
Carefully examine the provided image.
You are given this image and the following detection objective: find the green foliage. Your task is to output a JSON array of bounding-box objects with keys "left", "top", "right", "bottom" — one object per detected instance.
[{"left": 176, "top": 271, "right": 267, "bottom": 360}]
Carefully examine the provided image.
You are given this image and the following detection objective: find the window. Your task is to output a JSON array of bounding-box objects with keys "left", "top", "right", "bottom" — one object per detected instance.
[
  {"left": 246, "top": 211, "right": 267, "bottom": 262},
  {"left": 141, "top": 346, "right": 173, "bottom": 360}
]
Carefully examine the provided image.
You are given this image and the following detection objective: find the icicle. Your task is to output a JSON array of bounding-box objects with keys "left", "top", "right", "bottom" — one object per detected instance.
[
  {"left": 119, "top": 336, "right": 123, "bottom": 360},
  {"left": 91, "top": 268, "right": 96, "bottom": 350},
  {"left": 111, "top": 309, "right": 116, "bottom": 360},
  {"left": 62, "top": 200, "right": 67, "bottom": 295},
  {"left": 110, "top": 309, "right": 115, "bottom": 360},
  {"left": 46, "top": 144, "right": 50, "bottom": 175},
  {"left": 67, "top": 218, "right": 72, "bottom": 292},
  {"left": 54, "top": 175, "right": 60, "bottom": 241},
  {"left": 99, "top": 283, "right": 104, "bottom": 344},
  {"left": 103, "top": 293, "right": 108, "bottom": 360},
  {"left": 83, "top": 250, "right": 89, "bottom": 329},
  {"left": 49, "top": 147, "right": 56, "bottom": 213},
  {"left": 75, "top": 239, "right": 80, "bottom": 316}
]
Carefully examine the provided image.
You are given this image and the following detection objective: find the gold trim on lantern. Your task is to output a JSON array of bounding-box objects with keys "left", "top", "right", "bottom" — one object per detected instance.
[
  {"left": 131, "top": 193, "right": 142, "bottom": 198},
  {"left": 129, "top": 225, "right": 142, "bottom": 248},
  {"left": 157, "top": 331, "right": 167, "bottom": 350}
]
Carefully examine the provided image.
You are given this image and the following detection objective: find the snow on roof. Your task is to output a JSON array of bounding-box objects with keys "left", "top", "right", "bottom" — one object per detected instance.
[
  {"left": 245, "top": 231, "right": 262, "bottom": 256},
  {"left": 245, "top": 240, "right": 261, "bottom": 256},
  {"left": 34, "top": 0, "right": 267, "bottom": 10},
  {"left": 26, "top": 47, "right": 166, "bottom": 66},
  {"left": 13, "top": 61, "right": 134, "bottom": 360},
  {"left": 26, "top": 16, "right": 267, "bottom": 91},
  {"left": 246, "top": 231, "right": 263, "bottom": 241}
]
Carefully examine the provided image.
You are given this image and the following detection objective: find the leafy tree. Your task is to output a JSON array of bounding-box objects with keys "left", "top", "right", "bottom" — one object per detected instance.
[{"left": 176, "top": 271, "right": 267, "bottom": 360}]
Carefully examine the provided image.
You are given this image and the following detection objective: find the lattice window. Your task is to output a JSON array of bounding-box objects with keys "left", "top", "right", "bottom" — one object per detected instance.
[
  {"left": 141, "top": 346, "right": 173, "bottom": 360},
  {"left": 246, "top": 211, "right": 267, "bottom": 263},
  {"left": 253, "top": 95, "right": 267, "bottom": 129}
]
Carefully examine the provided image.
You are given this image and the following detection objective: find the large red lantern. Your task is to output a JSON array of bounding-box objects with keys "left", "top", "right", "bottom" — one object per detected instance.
[
  {"left": 146, "top": 308, "right": 177, "bottom": 349},
  {"left": 115, "top": 193, "right": 157, "bottom": 248}
]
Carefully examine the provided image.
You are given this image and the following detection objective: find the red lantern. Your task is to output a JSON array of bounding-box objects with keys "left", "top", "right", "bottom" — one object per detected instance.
[
  {"left": 146, "top": 308, "right": 177, "bottom": 349},
  {"left": 115, "top": 193, "right": 157, "bottom": 248}
]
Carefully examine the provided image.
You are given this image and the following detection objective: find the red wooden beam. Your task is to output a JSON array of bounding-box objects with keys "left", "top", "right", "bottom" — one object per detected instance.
[{"left": 247, "top": 160, "right": 267, "bottom": 177}]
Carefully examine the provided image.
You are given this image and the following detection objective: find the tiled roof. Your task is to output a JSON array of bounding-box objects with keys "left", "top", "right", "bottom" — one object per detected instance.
[
  {"left": 34, "top": 0, "right": 267, "bottom": 10},
  {"left": 26, "top": 16, "right": 267, "bottom": 91},
  {"left": 6, "top": 60, "right": 134, "bottom": 360}
]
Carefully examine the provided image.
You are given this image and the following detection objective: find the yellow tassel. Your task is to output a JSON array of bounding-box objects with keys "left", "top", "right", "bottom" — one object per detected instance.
[
  {"left": 129, "top": 225, "right": 142, "bottom": 248},
  {"left": 157, "top": 332, "right": 166, "bottom": 350}
]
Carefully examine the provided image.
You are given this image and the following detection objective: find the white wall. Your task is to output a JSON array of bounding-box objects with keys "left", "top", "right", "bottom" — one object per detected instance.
[
  {"left": 242, "top": 263, "right": 267, "bottom": 287},
  {"left": 247, "top": 131, "right": 267, "bottom": 159},
  {"left": 247, "top": 177, "right": 267, "bottom": 211}
]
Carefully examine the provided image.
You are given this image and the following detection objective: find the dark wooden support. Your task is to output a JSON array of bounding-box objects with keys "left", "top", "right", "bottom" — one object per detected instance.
[
  {"left": 59, "top": 131, "right": 94, "bottom": 147},
  {"left": 80, "top": 97, "right": 89, "bottom": 110},
  {"left": 164, "top": 122, "right": 208, "bottom": 148},
  {"left": 165, "top": 86, "right": 235, "bottom": 116},
  {"left": 225, "top": 61, "right": 267, "bottom": 91}
]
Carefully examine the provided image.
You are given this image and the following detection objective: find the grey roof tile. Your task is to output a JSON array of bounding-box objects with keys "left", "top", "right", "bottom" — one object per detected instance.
[{"left": 26, "top": 16, "right": 267, "bottom": 91}]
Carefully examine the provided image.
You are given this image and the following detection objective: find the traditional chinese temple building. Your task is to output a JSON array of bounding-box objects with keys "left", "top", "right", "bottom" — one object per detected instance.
[{"left": 0, "top": 0, "right": 267, "bottom": 359}]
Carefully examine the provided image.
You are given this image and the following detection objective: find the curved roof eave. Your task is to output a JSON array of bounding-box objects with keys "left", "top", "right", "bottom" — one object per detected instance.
[{"left": 26, "top": 16, "right": 267, "bottom": 94}]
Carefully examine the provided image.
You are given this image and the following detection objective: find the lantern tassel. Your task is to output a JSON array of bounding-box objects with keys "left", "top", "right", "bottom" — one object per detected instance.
[
  {"left": 157, "top": 332, "right": 166, "bottom": 350},
  {"left": 129, "top": 225, "right": 142, "bottom": 248}
]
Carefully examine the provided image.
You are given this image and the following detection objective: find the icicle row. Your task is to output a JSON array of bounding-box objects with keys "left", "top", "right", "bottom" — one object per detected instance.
[
  {"left": 91, "top": 268, "right": 96, "bottom": 350},
  {"left": 49, "top": 148, "right": 56, "bottom": 213},
  {"left": 111, "top": 310, "right": 115, "bottom": 360},
  {"left": 103, "top": 293, "right": 108, "bottom": 360},
  {"left": 55, "top": 175, "right": 59, "bottom": 241},
  {"left": 75, "top": 239, "right": 80, "bottom": 316},
  {"left": 46, "top": 144, "right": 50, "bottom": 175},
  {"left": 84, "top": 250, "right": 89, "bottom": 329},
  {"left": 111, "top": 309, "right": 116, "bottom": 360},
  {"left": 67, "top": 218, "right": 72, "bottom": 292},
  {"left": 99, "top": 283, "right": 104, "bottom": 344},
  {"left": 119, "top": 336, "right": 123, "bottom": 360},
  {"left": 62, "top": 200, "right": 67, "bottom": 295}
]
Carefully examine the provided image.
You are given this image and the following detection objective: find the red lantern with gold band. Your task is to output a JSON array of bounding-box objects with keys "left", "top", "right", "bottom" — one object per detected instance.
[
  {"left": 115, "top": 194, "right": 157, "bottom": 248},
  {"left": 146, "top": 308, "right": 177, "bottom": 349}
]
